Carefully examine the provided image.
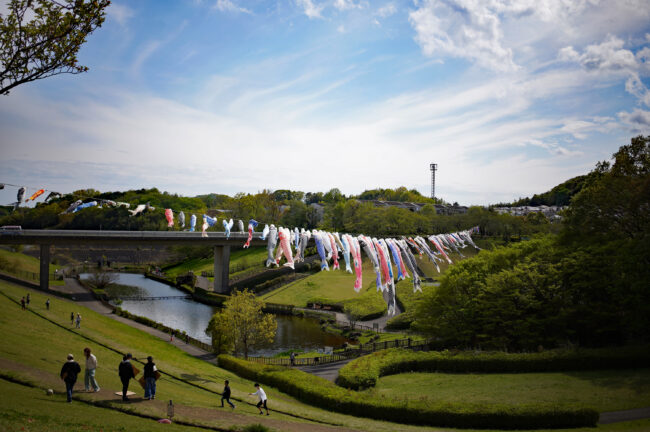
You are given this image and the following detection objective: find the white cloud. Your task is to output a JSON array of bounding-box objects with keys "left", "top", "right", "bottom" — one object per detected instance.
[
  {"left": 107, "top": 3, "right": 135, "bottom": 26},
  {"left": 337, "top": 24, "right": 346, "bottom": 33},
  {"left": 558, "top": 35, "right": 638, "bottom": 74},
  {"left": 408, "top": 0, "right": 518, "bottom": 72},
  {"left": 560, "top": 117, "right": 618, "bottom": 140},
  {"left": 214, "top": 0, "right": 251, "bottom": 14},
  {"left": 333, "top": 0, "right": 364, "bottom": 11},
  {"left": 618, "top": 108, "right": 650, "bottom": 133},
  {"left": 625, "top": 74, "right": 650, "bottom": 106},
  {"left": 296, "top": 0, "right": 325, "bottom": 19},
  {"left": 376, "top": 3, "right": 396, "bottom": 18}
]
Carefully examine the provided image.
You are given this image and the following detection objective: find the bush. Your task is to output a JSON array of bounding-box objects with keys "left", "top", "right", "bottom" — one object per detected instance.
[
  {"left": 217, "top": 354, "right": 598, "bottom": 429},
  {"left": 337, "top": 346, "right": 650, "bottom": 390},
  {"left": 385, "top": 313, "right": 412, "bottom": 330}
]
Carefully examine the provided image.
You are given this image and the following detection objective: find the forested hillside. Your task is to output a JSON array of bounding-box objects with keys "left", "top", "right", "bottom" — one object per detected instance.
[{"left": 414, "top": 136, "right": 650, "bottom": 350}]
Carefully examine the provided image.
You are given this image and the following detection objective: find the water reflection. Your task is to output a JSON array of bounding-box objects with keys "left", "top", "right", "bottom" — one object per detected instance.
[{"left": 81, "top": 273, "right": 349, "bottom": 356}]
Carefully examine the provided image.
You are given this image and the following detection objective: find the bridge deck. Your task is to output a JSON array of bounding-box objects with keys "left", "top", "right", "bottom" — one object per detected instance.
[{"left": 0, "top": 229, "right": 269, "bottom": 246}]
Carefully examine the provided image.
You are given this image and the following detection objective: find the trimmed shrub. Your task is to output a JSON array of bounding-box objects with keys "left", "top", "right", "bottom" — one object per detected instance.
[
  {"left": 218, "top": 354, "right": 598, "bottom": 429},
  {"left": 337, "top": 346, "right": 650, "bottom": 390}
]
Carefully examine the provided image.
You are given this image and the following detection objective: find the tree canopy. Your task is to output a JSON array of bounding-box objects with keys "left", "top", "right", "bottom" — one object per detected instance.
[
  {"left": 207, "top": 289, "right": 276, "bottom": 358},
  {"left": 1, "top": 0, "right": 110, "bottom": 95}
]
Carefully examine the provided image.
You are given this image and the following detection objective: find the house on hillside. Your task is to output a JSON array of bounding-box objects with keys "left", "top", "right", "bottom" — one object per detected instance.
[{"left": 357, "top": 200, "right": 468, "bottom": 215}]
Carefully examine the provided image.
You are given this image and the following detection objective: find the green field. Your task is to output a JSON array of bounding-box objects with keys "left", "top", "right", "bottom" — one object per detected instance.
[
  {"left": 0, "top": 247, "right": 64, "bottom": 285},
  {"left": 261, "top": 260, "right": 384, "bottom": 306},
  {"left": 1, "top": 280, "right": 649, "bottom": 431},
  {"left": 164, "top": 247, "right": 268, "bottom": 277},
  {"left": 362, "top": 371, "right": 650, "bottom": 412}
]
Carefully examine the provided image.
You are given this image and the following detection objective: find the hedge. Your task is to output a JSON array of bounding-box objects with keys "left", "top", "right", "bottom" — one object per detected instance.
[
  {"left": 337, "top": 346, "right": 650, "bottom": 390},
  {"left": 217, "top": 354, "right": 598, "bottom": 429}
]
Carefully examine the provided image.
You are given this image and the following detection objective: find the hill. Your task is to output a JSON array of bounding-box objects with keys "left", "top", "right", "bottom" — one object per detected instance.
[{"left": 508, "top": 175, "right": 588, "bottom": 207}]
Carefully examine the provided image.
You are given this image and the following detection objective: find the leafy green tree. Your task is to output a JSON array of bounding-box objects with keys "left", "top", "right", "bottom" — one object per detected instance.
[
  {"left": 216, "top": 289, "right": 276, "bottom": 358},
  {"left": 205, "top": 312, "right": 234, "bottom": 355},
  {"left": 563, "top": 135, "right": 649, "bottom": 241},
  {"left": 1, "top": 0, "right": 110, "bottom": 95}
]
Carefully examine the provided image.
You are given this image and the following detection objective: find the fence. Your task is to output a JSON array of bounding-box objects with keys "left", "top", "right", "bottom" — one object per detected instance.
[
  {"left": 246, "top": 337, "right": 430, "bottom": 366},
  {"left": 0, "top": 269, "right": 58, "bottom": 281}
]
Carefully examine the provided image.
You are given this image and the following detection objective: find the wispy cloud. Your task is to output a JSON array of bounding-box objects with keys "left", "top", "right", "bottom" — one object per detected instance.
[
  {"left": 296, "top": 0, "right": 325, "bottom": 19},
  {"left": 213, "top": 0, "right": 251, "bottom": 14},
  {"left": 107, "top": 2, "right": 135, "bottom": 26}
]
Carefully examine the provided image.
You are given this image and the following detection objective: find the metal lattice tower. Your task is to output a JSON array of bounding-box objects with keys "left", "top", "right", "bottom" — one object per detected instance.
[{"left": 430, "top": 163, "right": 437, "bottom": 199}]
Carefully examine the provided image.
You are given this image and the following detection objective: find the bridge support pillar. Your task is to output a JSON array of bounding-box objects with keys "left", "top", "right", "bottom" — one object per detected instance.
[
  {"left": 40, "top": 244, "right": 51, "bottom": 291},
  {"left": 213, "top": 245, "right": 230, "bottom": 294}
]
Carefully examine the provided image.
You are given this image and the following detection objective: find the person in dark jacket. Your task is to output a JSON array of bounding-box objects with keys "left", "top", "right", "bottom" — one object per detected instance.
[
  {"left": 221, "top": 380, "right": 235, "bottom": 409},
  {"left": 143, "top": 356, "right": 157, "bottom": 400},
  {"left": 118, "top": 353, "right": 135, "bottom": 401},
  {"left": 60, "top": 354, "right": 81, "bottom": 402}
]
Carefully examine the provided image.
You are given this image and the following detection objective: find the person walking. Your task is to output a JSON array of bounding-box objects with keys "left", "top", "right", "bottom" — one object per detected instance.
[
  {"left": 83, "top": 347, "right": 100, "bottom": 392},
  {"left": 20, "top": 297, "right": 25, "bottom": 310},
  {"left": 143, "top": 356, "right": 157, "bottom": 400},
  {"left": 25, "top": 293, "right": 30, "bottom": 306},
  {"left": 290, "top": 351, "right": 296, "bottom": 367},
  {"left": 45, "top": 298, "right": 50, "bottom": 310},
  {"left": 75, "top": 313, "right": 82, "bottom": 329},
  {"left": 221, "top": 380, "right": 235, "bottom": 409},
  {"left": 249, "top": 383, "right": 269, "bottom": 415},
  {"left": 118, "top": 353, "right": 135, "bottom": 401},
  {"left": 70, "top": 312, "right": 74, "bottom": 325},
  {"left": 60, "top": 354, "right": 81, "bottom": 403}
]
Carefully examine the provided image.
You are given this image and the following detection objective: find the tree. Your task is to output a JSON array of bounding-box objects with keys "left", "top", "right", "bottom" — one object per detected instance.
[
  {"left": 212, "top": 289, "right": 276, "bottom": 359},
  {"left": 87, "top": 268, "right": 117, "bottom": 289},
  {"left": 205, "top": 312, "right": 233, "bottom": 355},
  {"left": 563, "top": 135, "right": 650, "bottom": 241},
  {"left": 1, "top": 0, "right": 110, "bottom": 95}
]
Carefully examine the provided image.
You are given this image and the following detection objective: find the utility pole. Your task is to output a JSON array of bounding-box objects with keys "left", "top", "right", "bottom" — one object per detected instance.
[{"left": 430, "top": 163, "right": 437, "bottom": 199}]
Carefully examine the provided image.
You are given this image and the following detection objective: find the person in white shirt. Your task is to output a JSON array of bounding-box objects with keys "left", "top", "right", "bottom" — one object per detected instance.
[
  {"left": 83, "top": 347, "right": 100, "bottom": 392},
  {"left": 249, "top": 383, "right": 269, "bottom": 415}
]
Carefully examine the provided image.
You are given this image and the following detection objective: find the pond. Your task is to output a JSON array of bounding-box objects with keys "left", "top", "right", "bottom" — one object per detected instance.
[{"left": 81, "top": 273, "right": 349, "bottom": 356}]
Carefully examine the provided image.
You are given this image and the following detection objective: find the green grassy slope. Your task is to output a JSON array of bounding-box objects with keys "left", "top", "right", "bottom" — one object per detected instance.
[
  {"left": 1, "top": 281, "right": 649, "bottom": 432},
  {"left": 0, "top": 248, "right": 64, "bottom": 285},
  {"left": 0, "top": 378, "right": 203, "bottom": 432},
  {"left": 363, "top": 371, "right": 650, "bottom": 412}
]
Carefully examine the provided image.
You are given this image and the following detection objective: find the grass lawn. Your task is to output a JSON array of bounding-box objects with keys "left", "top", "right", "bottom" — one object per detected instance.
[
  {"left": 363, "top": 371, "right": 650, "bottom": 412},
  {"left": 1, "top": 281, "right": 649, "bottom": 431},
  {"left": 163, "top": 247, "right": 267, "bottom": 277},
  {"left": 0, "top": 377, "right": 203, "bottom": 432},
  {"left": 0, "top": 247, "right": 64, "bottom": 285},
  {"left": 261, "top": 260, "right": 381, "bottom": 306}
]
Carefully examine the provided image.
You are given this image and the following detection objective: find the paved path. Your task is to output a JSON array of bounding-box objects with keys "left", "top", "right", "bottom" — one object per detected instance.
[{"left": 298, "top": 359, "right": 352, "bottom": 382}]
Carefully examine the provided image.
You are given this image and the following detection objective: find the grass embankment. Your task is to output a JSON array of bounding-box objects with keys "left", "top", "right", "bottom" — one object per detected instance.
[
  {"left": 0, "top": 247, "right": 64, "bottom": 285},
  {"left": 261, "top": 261, "right": 386, "bottom": 320},
  {"left": 0, "top": 377, "right": 201, "bottom": 432},
  {"left": 366, "top": 370, "right": 650, "bottom": 412},
  {"left": 1, "top": 281, "right": 650, "bottom": 431},
  {"left": 163, "top": 247, "right": 268, "bottom": 278}
]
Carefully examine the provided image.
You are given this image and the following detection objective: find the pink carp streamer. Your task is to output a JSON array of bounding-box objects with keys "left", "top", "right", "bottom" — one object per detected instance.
[
  {"left": 165, "top": 209, "right": 174, "bottom": 227},
  {"left": 276, "top": 227, "right": 295, "bottom": 269},
  {"left": 327, "top": 233, "right": 340, "bottom": 270},
  {"left": 346, "top": 234, "right": 363, "bottom": 292},
  {"left": 243, "top": 219, "right": 259, "bottom": 248}
]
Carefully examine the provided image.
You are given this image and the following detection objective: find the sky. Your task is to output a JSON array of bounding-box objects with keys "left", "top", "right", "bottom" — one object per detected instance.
[{"left": 1, "top": 0, "right": 650, "bottom": 206}]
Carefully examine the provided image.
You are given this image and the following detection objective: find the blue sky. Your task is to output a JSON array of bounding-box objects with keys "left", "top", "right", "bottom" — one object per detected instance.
[{"left": 1, "top": 0, "right": 650, "bottom": 206}]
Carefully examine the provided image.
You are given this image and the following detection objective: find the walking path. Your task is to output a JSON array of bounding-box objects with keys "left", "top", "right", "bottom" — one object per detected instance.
[{"left": 40, "top": 277, "right": 650, "bottom": 426}]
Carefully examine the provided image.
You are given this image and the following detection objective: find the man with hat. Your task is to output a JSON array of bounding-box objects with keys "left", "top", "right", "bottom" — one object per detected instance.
[{"left": 118, "top": 353, "right": 136, "bottom": 401}]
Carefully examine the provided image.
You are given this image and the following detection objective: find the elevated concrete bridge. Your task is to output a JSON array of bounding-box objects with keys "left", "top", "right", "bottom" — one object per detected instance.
[{"left": 0, "top": 229, "right": 271, "bottom": 293}]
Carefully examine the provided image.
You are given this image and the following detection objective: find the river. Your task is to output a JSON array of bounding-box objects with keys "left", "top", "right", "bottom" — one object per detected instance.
[{"left": 81, "top": 273, "right": 348, "bottom": 356}]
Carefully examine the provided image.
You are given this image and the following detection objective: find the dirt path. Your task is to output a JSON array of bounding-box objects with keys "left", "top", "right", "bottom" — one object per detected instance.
[
  {"left": 298, "top": 359, "right": 352, "bottom": 382},
  {"left": 0, "top": 357, "right": 359, "bottom": 432}
]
